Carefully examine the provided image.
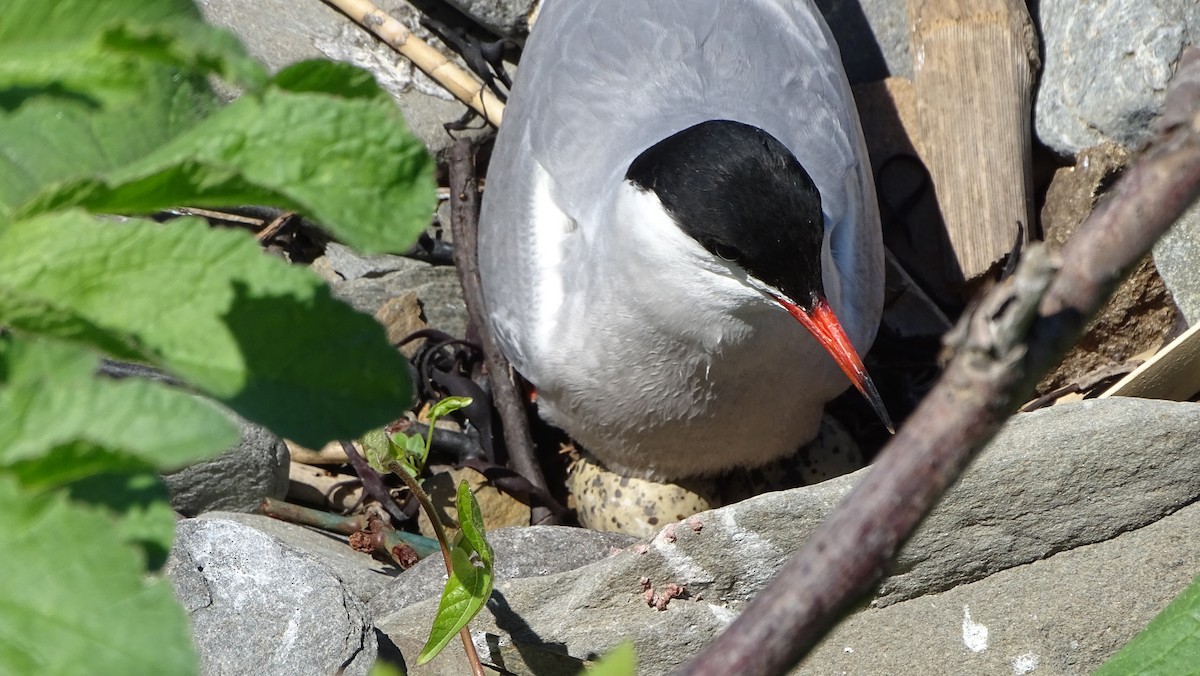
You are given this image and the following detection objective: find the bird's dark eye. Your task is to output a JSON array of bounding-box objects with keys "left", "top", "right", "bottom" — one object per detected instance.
[{"left": 707, "top": 240, "right": 740, "bottom": 262}]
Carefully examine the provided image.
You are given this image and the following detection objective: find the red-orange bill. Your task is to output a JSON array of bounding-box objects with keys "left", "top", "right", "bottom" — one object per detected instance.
[{"left": 774, "top": 293, "right": 896, "bottom": 434}]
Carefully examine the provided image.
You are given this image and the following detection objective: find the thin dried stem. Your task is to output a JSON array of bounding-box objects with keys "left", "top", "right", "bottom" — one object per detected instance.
[
  {"left": 447, "top": 138, "right": 559, "bottom": 525},
  {"left": 322, "top": 0, "right": 504, "bottom": 126}
]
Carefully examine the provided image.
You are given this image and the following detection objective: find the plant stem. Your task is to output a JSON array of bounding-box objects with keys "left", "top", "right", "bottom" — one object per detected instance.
[{"left": 390, "top": 462, "right": 487, "bottom": 676}]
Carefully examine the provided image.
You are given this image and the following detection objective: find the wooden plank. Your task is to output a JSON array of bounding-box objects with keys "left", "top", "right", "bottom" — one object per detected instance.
[
  {"left": 908, "top": 0, "right": 1040, "bottom": 282},
  {"left": 1100, "top": 322, "right": 1200, "bottom": 401}
]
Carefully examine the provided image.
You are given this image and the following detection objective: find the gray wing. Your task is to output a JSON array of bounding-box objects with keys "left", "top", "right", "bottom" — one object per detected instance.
[{"left": 479, "top": 0, "right": 882, "bottom": 374}]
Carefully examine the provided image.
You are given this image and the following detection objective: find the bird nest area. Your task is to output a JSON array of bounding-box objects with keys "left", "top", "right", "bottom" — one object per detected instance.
[
  {"left": 196, "top": 3, "right": 1198, "bottom": 573},
  {"left": 244, "top": 113, "right": 1193, "bottom": 554}
]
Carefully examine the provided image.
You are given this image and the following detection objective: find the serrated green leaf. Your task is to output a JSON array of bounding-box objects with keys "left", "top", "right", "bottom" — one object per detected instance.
[
  {"left": 417, "top": 544, "right": 492, "bottom": 665},
  {"left": 1096, "top": 575, "right": 1200, "bottom": 676},
  {"left": 0, "top": 475, "right": 196, "bottom": 674},
  {"left": 0, "top": 0, "right": 253, "bottom": 88},
  {"left": 0, "top": 335, "right": 238, "bottom": 476},
  {"left": 64, "top": 471, "right": 178, "bottom": 572},
  {"left": 429, "top": 396, "right": 473, "bottom": 421},
  {"left": 99, "top": 20, "right": 265, "bottom": 90},
  {"left": 0, "top": 0, "right": 263, "bottom": 218},
  {"left": 362, "top": 427, "right": 394, "bottom": 474},
  {"left": 0, "top": 212, "right": 411, "bottom": 448},
  {"left": 0, "top": 0, "right": 204, "bottom": 44},
  {"left": 456, "top": 481, "right": 493, "bottom": 567},
  {"left": 21, "top": 61, "right": 436, "bottom": 254},
  {"left": 0, "top": 64, "right": 216, "bottom": 217},
  {"left": 581, "top": 642, "right": 637, "bottom": 676}
]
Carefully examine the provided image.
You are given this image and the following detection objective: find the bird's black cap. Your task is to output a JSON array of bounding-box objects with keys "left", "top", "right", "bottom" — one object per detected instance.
[{"left": 625, "top": 119, "right": 825, "bottom": 307}]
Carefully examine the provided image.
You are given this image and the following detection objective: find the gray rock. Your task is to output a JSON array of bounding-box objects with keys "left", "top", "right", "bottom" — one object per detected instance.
[
  {"left": 878, "top": 397, "right": 1200, "bottom": 605},
  {"left": 817, "top": 0, "right": 911, "bottom": 84},
  {"left": 162, "top": 416, "right": 289, "bottom": 516},
  {"left": 195, "top": 0, "right": 484, "bottom": 156},
  {"left": 371, "top": 525, "right": 635, "bottom": 617},
  {"left": 196, "top": 511, "right": 398, "bottom": 603},
  {"left": 445, "top": 0, "right": 538, "bottom": 39},
  {"left": 329, "top": 258, "right": 468, "bottom": 337},
  {"left": 798, "top": 500, "right": 1200, "bottom": 675},
  {"left": 324, "top": 242, "right": 414, "bottom": 281},
  {"left": 374, "top": 398, "right": 1200, "bottom": 674},
  {"left": 167, "top": 518, "right": 376, "bottom": 676},
  {"left": 1154, "top": 201, "right": 1200, "bottom": 325},
  {"left": 1034, "top": 0, "right": 1200, "bottom": 156}
]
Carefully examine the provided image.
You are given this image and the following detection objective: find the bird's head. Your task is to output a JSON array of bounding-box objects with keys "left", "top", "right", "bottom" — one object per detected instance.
[{"left": 625, "top": 119, "right": 893, "bottom": 432}]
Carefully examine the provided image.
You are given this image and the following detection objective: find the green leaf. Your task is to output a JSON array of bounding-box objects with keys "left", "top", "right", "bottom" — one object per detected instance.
[
  {"left": 64, "top": 472, "right": 178, "bottom": 572},
  {"left": 456, "top": 480, "right": 493, "bottom": 567},
  {"left": 0, "top": 63, "right": 216, "bottom": 218},
  {"left": 0, "top": 475, "right": 196, "bottom": 674},
  {"left": 368, "top": 662, "right": 406, "bottom": 676},
  {"left": 581, "top": 642, "right": 637, "bottom": 676},
  {"left": 1096, "top": 575, "right": 1200, "bottom": 676},
  {"left": 21, "top": 61, "right": 436, "bottom": 254},
  {"left": 428, "top": 396, "right": 473, "bottom": 421},
  {"left": 0, "top": 335, "right": 238, "bottom": 477},
  {"left": 0, "top": 0, "right": 263, "bottom": 218},
  {"left": 416, "top": 544, "right": 492, "bottom": 666},
  {"left": 99, "top": 19, "right": 266, "bottom": 90},
  {"left": 0, "top": 0, "right": 205, "bottom": 44},
  {"left": 0, "top": 211, "right": 412, "bottom": 448},
  {"left": 401, "top": 433, "right": 428, "bottom": 475},
  {"left": 362, "top": 428, "right": 394, "bottom": 474},
  {"left": 415, "top": 482, "right": 496, "bottom": 665},
  {"left": 0, "top": 0, "right": 257, "bottom": 96}
]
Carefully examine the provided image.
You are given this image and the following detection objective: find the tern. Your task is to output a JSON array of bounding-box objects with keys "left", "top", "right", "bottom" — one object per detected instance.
[{"left": 478, "top": 0, "right": 891, "bottom": 482}]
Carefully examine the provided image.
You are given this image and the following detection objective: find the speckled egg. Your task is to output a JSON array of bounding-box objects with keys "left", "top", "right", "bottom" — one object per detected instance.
[{"left": 568, "top": 416, "right": 865, "bottom": 537}]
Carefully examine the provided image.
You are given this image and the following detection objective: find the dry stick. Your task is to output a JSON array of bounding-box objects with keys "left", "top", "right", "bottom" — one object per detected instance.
[
  {"left": 447, "top": 138, "right": 559, "bottom": 526},
  {"left": 340, "top": 440, "right": 410, "bottom": 526},
  {"left": 321, "top": 0, "right": 504, "bottom": 126},
  {"left": 676, "top": 46, "right": 1200, "bottom": 676}
]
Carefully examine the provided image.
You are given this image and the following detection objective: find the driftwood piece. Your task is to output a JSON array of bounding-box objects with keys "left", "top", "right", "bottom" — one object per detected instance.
[
  {"left": 908, "top": 0, "right": 1040, "bottom": 284},
  {"left": 287, "top": 461, "right": 364, "bottom": 512},
  {"left": 677, "top": 46, "right": 1200, "bottom": 676}
]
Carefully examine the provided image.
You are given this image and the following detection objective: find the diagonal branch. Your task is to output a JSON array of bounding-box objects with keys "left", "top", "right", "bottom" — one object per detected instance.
[
  {"left": 447, "top": 138, "right": 559, "bottom": 525},
  {"left": 677, "top": 46, "right": 1200, "bottom": 676}
]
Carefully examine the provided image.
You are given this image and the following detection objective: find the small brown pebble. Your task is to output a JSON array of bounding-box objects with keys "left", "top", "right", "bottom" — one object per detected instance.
[
  {"left": 652, "top": 583, "right": 686, "bottom": 611},
  {"left": 661, "top": 523, "right": 677, "bottom": 543},
  {"left": 686, "top": 515, "right": 704, "bottom": 532}
]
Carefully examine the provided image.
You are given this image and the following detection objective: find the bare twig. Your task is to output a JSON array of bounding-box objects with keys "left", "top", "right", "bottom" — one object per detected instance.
[
  {"left": 447, "top": 138, "right": 559, "bottom": 525},
  {"left": 340, "top": 440, "right": 410, "bottom": 525},
  {"left": 677, "top": 46, "right": 1200, "bottom": 676},
  {"left": 260, "top": 497, "right": 438, "bottom": 562},
  {"left": 255, "top": 210, "right": 295, "bottom": 243},
  {"left": 321, "top": 0, "right": 504, "bottom": 126}
]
